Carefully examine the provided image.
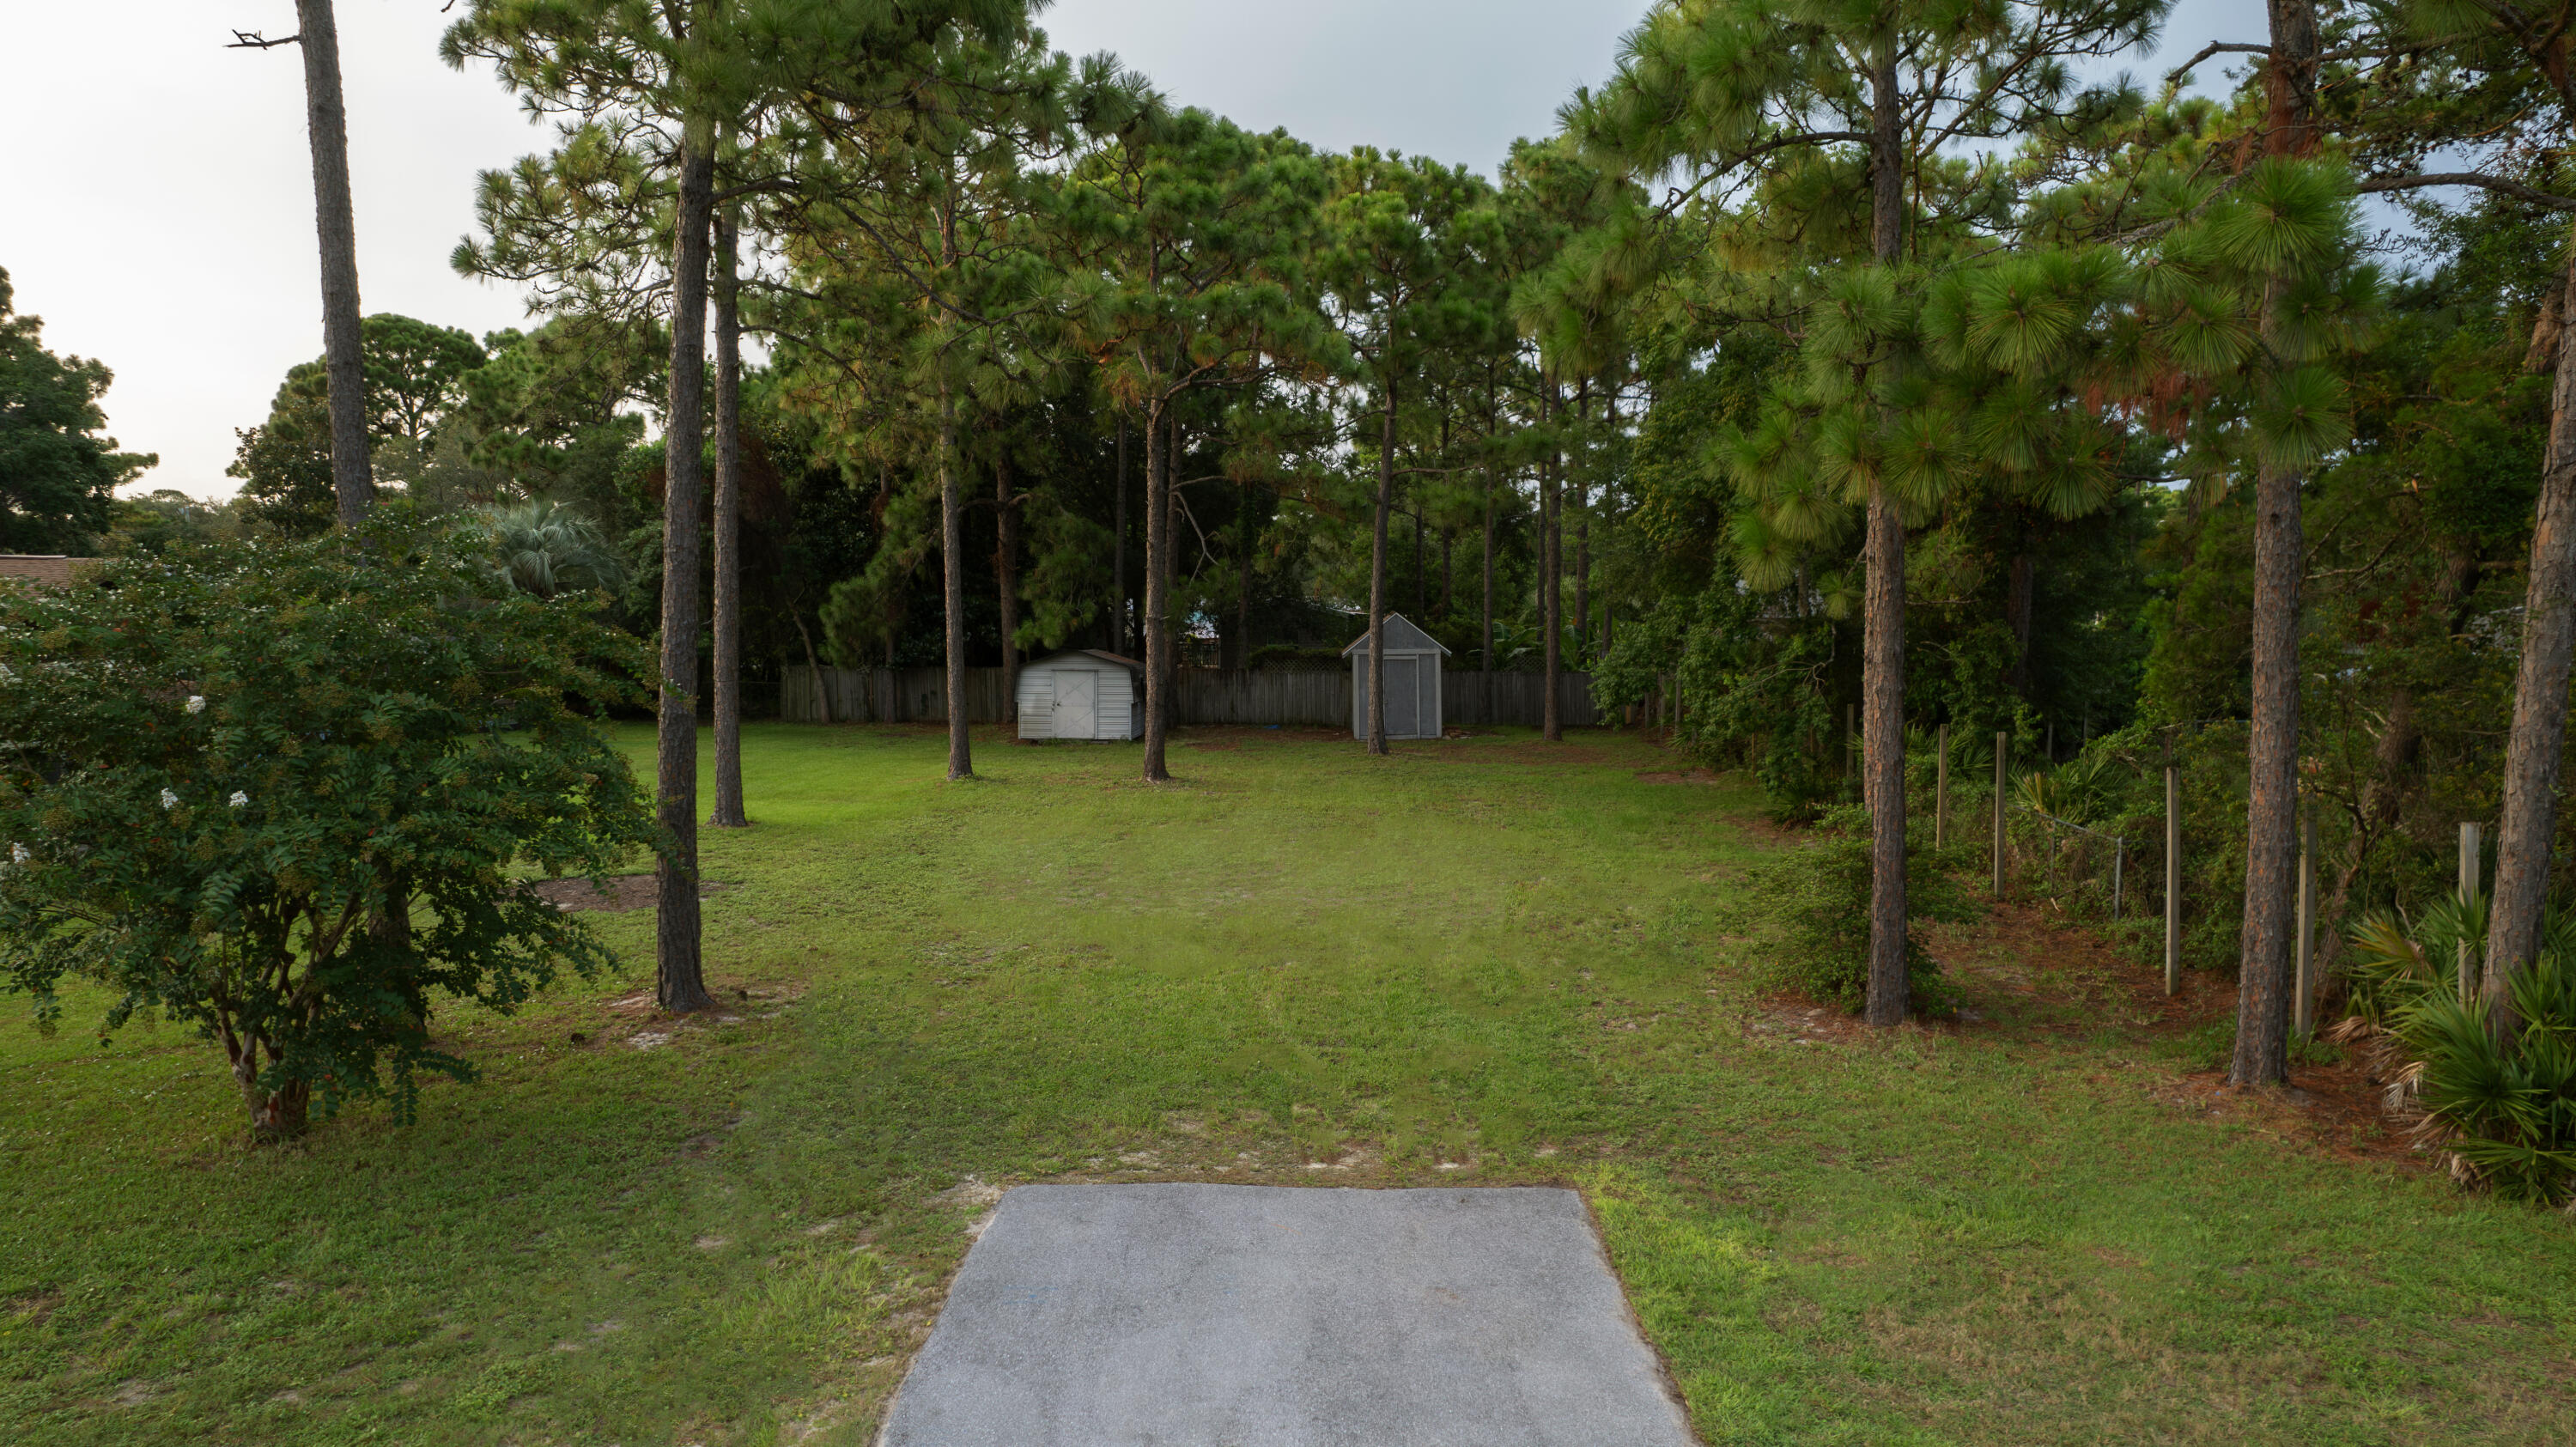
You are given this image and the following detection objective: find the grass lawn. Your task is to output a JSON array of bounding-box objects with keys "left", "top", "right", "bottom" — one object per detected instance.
[{"left": 5, "top": 722, "right": 2573, "bottom": 1445}]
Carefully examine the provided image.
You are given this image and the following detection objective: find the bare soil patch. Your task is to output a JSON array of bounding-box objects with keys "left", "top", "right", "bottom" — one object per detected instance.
[
  {"left": 1635, "top": 769, "right": 1721, "bottom": 785},
  {"left": 528, "top": 874, "right": 732, "bottom": 913}
]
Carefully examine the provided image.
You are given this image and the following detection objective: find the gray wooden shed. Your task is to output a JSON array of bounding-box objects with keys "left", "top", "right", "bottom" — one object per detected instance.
[
  {"left": 1344, "top": 612, "right": 1449, "bottom": 741},
  {"left": 1016, "top": 649, "right": 1144, "bottom": 741}
]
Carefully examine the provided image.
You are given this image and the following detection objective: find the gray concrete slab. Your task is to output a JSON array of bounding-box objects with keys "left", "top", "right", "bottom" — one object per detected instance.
[{"left": 878, "top": 1183, "right": 1697, "bottom": 1447}]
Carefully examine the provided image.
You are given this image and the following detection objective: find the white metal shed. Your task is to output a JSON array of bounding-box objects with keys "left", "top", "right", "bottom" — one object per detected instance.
[
  {"left": 1016, "top": 649, "right": 1145, "bottom": 741},
  {"left": 1344, "top": 613, "right": 1449, "bottom": 741}
]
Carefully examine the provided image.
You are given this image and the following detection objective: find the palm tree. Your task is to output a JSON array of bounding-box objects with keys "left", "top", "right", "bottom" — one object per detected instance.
[{"left": 478, "top": 501, "right": 625, "bottom": 599}]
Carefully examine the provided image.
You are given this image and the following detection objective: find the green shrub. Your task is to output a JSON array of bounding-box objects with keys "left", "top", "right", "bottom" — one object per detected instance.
[
  {"left": 0, "top": 519, "right": 659, "bottom": 1140},
  {"left": 2336, "top": 903, "right": 2576, "bottom": 1204},
  {"left": 1732, "top": 806, "right": 1981, "bottom": 1015}
]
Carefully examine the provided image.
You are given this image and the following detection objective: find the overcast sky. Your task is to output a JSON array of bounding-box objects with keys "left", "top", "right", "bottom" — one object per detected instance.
[{"left": 2, "top": 0, "right": 2251, "bottom": 502}]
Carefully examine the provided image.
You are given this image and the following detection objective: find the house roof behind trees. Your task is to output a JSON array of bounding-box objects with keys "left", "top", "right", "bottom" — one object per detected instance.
[{"left": 0, "top": 556, "right": 94, "bottom": 590}]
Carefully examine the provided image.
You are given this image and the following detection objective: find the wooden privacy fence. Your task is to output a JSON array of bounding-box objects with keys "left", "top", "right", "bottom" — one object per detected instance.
[{"left": 779, "top": 666, "right": 1600, "bottom": 729}]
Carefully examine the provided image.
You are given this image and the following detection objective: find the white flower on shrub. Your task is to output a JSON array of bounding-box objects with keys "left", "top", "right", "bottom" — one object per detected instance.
[
  {"left": 9, "top": 843, "right": 27, "bottom": 865},
  {"left": 185, "top": 696, "right": 206, "bottom": 714},
  {"left": 160, "top": 789, "right": 179, "bottom": 810},
  {"left": 228, "top": 792, "right": 249, "bottom": 809}
]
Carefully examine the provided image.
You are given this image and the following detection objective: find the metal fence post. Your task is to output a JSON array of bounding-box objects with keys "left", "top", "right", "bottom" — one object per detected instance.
[
  {"left": 1935, "top": 723, "right": 1948, "bottom": 848},
  {"left": 2460, "top": 821, "right": 2482, "bottom": 1003},
  {"left": 2164, "top": 763, "right": 2180, "bottom": 997},
  {"left": 1992, "top": 732, "right": 2008, "bottom": 897},
  {"left": 2295, "top": 805, "right": 2316, "bottom": 1038}
]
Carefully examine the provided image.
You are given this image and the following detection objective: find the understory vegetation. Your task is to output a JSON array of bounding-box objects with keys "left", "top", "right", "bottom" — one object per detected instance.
[{"left": 5, "top": 726, "right": 2571, "bottom": 1446}]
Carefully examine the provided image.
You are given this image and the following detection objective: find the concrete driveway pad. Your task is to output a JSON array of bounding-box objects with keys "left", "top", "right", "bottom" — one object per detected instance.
[{"left": 878, "top": 1183, "right": 1697, "bottom": 1447}]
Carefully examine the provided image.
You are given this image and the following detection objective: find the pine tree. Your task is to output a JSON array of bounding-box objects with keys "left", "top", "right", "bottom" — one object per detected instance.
[
  {"left": 1317, "top": 149, "right": 1495, "bottom": 756},
  {"left": 1057, "top": 109, "right": 1341, "bottom": 780},
  {"left": 1571, "top": 0, "right": 2164, "bottom": 1024}
]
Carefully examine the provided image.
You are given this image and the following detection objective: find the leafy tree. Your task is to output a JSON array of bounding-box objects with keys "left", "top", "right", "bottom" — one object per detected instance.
[
  {"left": 355, "top": 313, "right": 487, "bottom": 442},
  {"left": 227, "top": 314, "right": 494, "bottom": 535},
  {"left": 0, "top": 520, "right": 657, "bottom": 1140},
  {"left": 0, "top": 268, "right": 152, "bottom": 552}
]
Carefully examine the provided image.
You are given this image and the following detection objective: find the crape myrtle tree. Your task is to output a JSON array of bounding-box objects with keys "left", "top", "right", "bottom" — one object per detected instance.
[
  {"left": 1054, "top": 107, "right": 1342, "bottom": 780},
  {"left": 1317, "top": 149, "right": 1497, "bottom": 756},
  {"left": 1569, "top": 0, "right": 2166, "bottom": 1027},
  {"left": 0, "top": 267, "right": 154, "bottom": 552},
  {"left": 0, "top": 521, "right": 657, "bottom": 1141}
]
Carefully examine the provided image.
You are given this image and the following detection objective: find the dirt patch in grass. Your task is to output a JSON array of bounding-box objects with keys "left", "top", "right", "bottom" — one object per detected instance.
[
  {"left": 1919, "top": 897, "right": 2433, "bottom": 1173},
  {"left": 1635, "top": 769, "right": 1721, "bottom": 785},
  {"left": 528, "top": 874, "right": 732, "bottom": 913},
  {"left": 2148, "top": 1064, "right": 2423, "bottom": 1168},
  {"left": 1922, "top": 898, "right": 2225, "bottom": 1034}
]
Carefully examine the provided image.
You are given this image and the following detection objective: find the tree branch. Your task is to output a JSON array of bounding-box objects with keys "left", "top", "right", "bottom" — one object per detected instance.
[
  {"left": 2357, "top": 171, "right": 2576, "bottom": 211},
  {"left": 227, "top": 29, "right": 301, "bottom": 49}
]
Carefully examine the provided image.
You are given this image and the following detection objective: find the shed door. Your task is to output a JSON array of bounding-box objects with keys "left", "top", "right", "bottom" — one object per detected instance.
[
  {"left": 1384, "top": 655, "right": 1420, "bottom": 738},
  {"left": 1055, "top": 668, "right": 1097, "bottom": 738}
]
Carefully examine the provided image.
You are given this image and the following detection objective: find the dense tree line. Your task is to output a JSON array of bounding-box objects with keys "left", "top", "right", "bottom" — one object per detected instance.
[{"left": 63, "top": 0, "right": 2571, "bottom": 1189}]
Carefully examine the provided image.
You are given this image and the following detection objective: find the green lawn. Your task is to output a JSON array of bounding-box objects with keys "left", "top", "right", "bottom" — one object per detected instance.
[{"left": 5, "top": 723, "right": 2571, "bottom": 1445}]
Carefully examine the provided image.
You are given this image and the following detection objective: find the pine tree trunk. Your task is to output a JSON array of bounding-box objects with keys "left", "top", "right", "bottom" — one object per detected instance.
[
  {"left": 708, "top": 199, "right": 749, "bottom": 829},
  {"left": 1413, "top": 508, "right": 1427, "bottom": 618},
  {"left": 2486, "top": 266, "right": 2576, "bottom": 1014},
  {"left": 939, "top": 384, "right": 974, "bottom": 781},
  {"left": 1367, "top": 382, "right": 1396, "bottom": 755},
  {"left": 1142, "top": 399, "right": 1174, "bottom": 781},
  {"left": 793, "top": 607, "right": 832, "bottom": 724},
  {"left": 1441, "top": 526, "right": 1454, "bottom": 617},
  {"left": 1861, "top": 29, "right": 1911, "bottom": 1027},
  {"left": 1482, "top": 465, "right": 1496, "bottom": 724},
  {"left": 2233, "top": 0, "right": 2321, "bottom": 1085},
  {"left": 997, "top": 456, "right": 1020, "bottom": 724},
  {"left": 1114, "top": 416, "right": 1129, "bottom": 654},
  {"left": 1236, "top": 478, "right": 1255, "bottom": 668},
  {"left": 1542, "top": 388, "right": 1562, "bottom": 743},
  {"left": 2233, "top": 452, "right": 2304, "bottom": 1084},
  {"left": 1862, "top": 494, "right": 1910, "bottom": 1025},
  {"left": 294, "top": 0, "right": 373, "bottom": 526},
  {"left": 2005, "top": 548, "right": 2036, "bottom": 697},
  {"left": 655, "top": 125, "right": 715, "bottom": 1016}
]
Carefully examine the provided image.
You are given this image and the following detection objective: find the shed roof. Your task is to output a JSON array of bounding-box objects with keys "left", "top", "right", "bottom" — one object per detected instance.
[
  {"left": 1026, "top": 648, "right": 1145, "bottom": 674},
  {"left": 0, "top": 556, "right": 93, "bottom": 591},
  {"left": 1340, "top": 612, "right": 1449, "bottom": 657}
]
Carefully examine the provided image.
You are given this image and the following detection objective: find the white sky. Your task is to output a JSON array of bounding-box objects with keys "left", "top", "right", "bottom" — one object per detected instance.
[{"left": 3, "top": 0, "right": 2251, "bottom": 501}]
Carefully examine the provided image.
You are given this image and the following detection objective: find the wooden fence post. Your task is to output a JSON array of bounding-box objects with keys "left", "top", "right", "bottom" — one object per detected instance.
[
  {"left": 1991, "top": 732, "right": 2007, "bottom": 897},
  {"left": 2165, "top": 763, "right": 2181, "bottom": 997}
]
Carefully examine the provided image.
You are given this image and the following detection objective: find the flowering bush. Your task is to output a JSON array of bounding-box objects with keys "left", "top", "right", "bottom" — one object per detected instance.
[{"left": 0, "top": 519, "right": 658, "bottom": 1140}]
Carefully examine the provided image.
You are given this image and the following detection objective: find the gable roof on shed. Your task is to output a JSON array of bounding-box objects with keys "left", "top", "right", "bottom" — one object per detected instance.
[
  {"left": 1340, "top": 612, "right": 1449, "bottom": 657},
  {"left": 1026, "top": 648, "right": 1145, "bottom": 673}
]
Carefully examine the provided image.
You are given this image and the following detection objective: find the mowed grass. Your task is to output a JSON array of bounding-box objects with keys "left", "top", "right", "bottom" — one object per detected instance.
[{"left": 4, "top": 722, "right": 2572, "bottom": 1445}]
